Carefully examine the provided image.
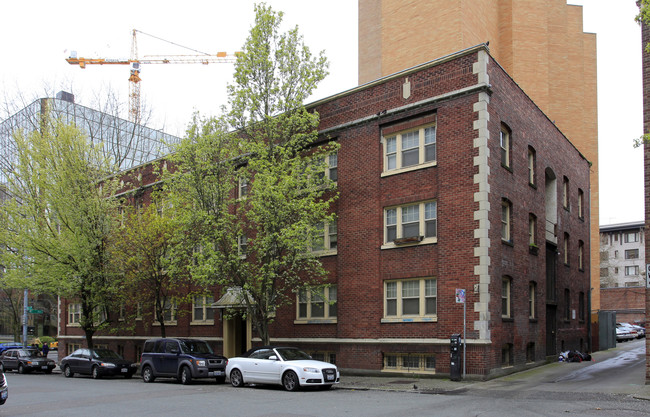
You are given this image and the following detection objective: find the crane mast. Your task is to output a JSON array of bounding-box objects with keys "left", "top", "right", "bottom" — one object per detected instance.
[{"left": 66, "top": 29, "right": 240, "bottom": 123}]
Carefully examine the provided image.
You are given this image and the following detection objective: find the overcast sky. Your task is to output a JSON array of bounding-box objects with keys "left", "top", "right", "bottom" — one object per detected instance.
[{"left": 0, "top": 0, "right": 643, "bottom": 226}]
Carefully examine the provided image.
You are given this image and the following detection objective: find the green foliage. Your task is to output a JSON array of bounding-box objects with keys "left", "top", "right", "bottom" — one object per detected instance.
[
  {"left": 0, "top": 117, "right": 120, "bottom": 348},
  {"left": 165, "top": 3, "right": 336, "bottom": 345}
]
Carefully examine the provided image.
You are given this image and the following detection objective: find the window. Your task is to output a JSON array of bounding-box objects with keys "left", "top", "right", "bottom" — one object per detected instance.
[
  {"left": 529, "top": 214, "right": 537, "bottom": 246},
  {"left": 564, "top": 289, "right": 571, "bottom": 321},
  {"left": 192, "top": 295, "right": 215, "bottom": 324},
  {"left": 529, "top": 282, "right": 536, "bottom": 319},
  {"left": 238, "top": 176, "right": 248, "bottom": 198},
  {"left": 625, "top": 265, "right": 639, "bottom": 276},
  {"left": 578, "top": 189, "right": 584, "bottom": 219},
  {"left": 625, "top": 232, "right": 639, "bottom": 243},
  {"left": 501, "top": 343, "right": 513, "bottom": 367},
  {"left": 578, "top": 292, "right": 585, "bottom": 321},
  {"left": 578, "top": 240, "right": 584, "bottom": 270},
  {"left": 297, "top": 286, "right": 337, "bottom": 321},
  {"left": 625, "top": 249, "right": 639, "bottom": 259},
  {"left": 312, "top": 221, "right": 338, "bottom": 252},
  {"left": 501, "top": 200, "right": 512, "bottom": 242},
  {"left": 384, "top": 278, "right": 437, "bottom": 320},
  {"left": 502, "top": 277, "right": 512, "bottom": 318},
  {"left": 562, "top": 176, "right": 570, "bottom": 209},
  {"left": 563, "top": 233, "right": 570, "bottom": 265},
  {"left": 384, "top": 201, "right": 437, "bottom": 245},
  {"left": 383, "top": 353, "right": 436, "bottom": 373},
  {"left": 68, "top": 303, "right": 81, "bottom": 325},
  {"left": 161, "top": 300, "right": 177, "bottom": 324},
  {"left": 238, "top": 235, "right": 248, "bottom": 257},
  {"left": 625, "top": 281, "right": 641, "bottom": 287},
  {"left": 500, "top": 125, "right": 511, "bottom": 168},
  {"left": 382, "top": 123, "right": 436, "bottom": 172},
  {"left": 528, "top": 146, "right": 536, "bottom": 185},
  {"left": 526, "top": 343, "right": 535, "bottom": 363},
  {"left": 325, "top": 153, "right": 338, "bottom": 182}
]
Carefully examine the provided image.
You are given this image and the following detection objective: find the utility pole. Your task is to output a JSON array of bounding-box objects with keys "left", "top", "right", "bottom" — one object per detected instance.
[{"left": 22, "top": 289, "right": 28, "bottom": 347}]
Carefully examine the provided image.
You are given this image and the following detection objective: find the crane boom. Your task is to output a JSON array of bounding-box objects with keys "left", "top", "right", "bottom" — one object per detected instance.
[{"left": 65, "top": 29, "right": 240, "bottom": 122}]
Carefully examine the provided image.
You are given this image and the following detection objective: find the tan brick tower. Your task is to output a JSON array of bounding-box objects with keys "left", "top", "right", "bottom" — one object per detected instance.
[{"left": 359, "top": 0, "right": 600, "bottom": 312}]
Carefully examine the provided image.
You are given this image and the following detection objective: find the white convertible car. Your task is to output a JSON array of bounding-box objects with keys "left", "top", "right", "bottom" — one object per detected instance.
[{"left": 226, "top": 346, "right": 340, "bottom": 391}]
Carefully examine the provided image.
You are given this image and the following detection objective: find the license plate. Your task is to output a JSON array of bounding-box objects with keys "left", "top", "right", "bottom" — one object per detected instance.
[
  {"left": 121, "top": 368, "right": 128, "bottom": 373},
  {"left": 210, "top": 371, "right": 224, "bottom": 376},
  {"left": 41, "top": 366, "right": 49, "bottom": 370},
  {"left": 326, "top": 374, "right": 334, "bottom": 381}
]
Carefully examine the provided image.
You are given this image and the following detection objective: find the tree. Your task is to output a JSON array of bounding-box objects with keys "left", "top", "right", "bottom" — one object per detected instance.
[
  {"left": 0, "top": 117, "right": 120, "bottom": 349},
  {"left": 165, "top": 3, "right": 336, "bottom": 345},
  {"left": 635, "top": 0, "right": 650, "bottom": 147},
  {"left": 111, "top": 194, "right": 190, "bottom": 337}
]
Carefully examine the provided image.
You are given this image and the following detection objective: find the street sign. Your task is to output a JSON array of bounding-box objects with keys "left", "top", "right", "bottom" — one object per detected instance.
[
  {"left": 455, "top": 288, "right": 465, "bottom": 304},
  {"left": 28, "top": 308, "right": 43, "bottom": 314}
]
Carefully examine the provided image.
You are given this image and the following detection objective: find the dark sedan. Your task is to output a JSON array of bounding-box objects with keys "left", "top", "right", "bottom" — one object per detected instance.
[
  {"left": 0, "top": 348, "right": 55, "bottom": 374},
  {"left": 61, "top": 348, "right": 138, "bottom": 379}
]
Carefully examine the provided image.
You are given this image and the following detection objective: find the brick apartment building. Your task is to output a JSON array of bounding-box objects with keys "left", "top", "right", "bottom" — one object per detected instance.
[{"left": 58, "top": 45, "right": 590, "bottom": 378}]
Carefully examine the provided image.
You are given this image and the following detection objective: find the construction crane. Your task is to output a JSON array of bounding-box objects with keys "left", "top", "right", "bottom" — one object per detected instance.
[{"left": 66, "top": 29, "right": 240, "bottom": 123}]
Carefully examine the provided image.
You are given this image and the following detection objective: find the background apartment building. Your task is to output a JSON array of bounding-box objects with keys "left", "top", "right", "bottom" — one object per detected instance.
[
  {"left": 600, "top": 222, "right": 645, "bottom": 289},
  {"left": 358, "top": 0, "right": 600, "bottom": 311}
]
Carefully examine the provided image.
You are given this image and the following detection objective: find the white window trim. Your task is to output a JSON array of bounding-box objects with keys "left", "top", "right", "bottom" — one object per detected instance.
[
  {"left": 295, "top": 286, "right": 337, "bottom": 324},
  {"left": 382, "top": 353, "right": 436, "bottom": 374},
  {"left": 67, "top": 303, "right": 81, "bottom": 327},
  {"left": 153, "top": 300, "right": 178, "bottom": 326},
  {"left": 502, "top": 277, "right": 511, "bottom": 318},
  {"left": 311, "top": 221, "right": 338, "bottom": 256},
  {"left": 325, "top": 153, "right": 338, "bottom": 182},
  {"left": 382, "top": 201, "right": 437, "bottom": 249},
  {"left": 381, "top": 123, "right": 437, "bottom": 177},
  {"left": 382, "top": 278, "right": 437, "bottom": 322},
  {"left": 191, "top": 295, "right": 215, "bottom": 325}
]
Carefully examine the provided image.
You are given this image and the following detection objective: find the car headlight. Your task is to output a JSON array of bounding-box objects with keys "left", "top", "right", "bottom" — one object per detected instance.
[
  {"left": 100, "top": 362, "right": 116, "bottom": 368},
  {"left": 195, "top": 360, "right": 206, "bottom": 367},
  {"left": 302, "top": 367, "right": 319, "bottom": 373}
]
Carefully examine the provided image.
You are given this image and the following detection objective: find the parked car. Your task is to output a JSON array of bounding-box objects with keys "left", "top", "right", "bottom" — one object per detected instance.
[
  {"left": 140, "top": 338, "right": 228, "bottom": 385},
  {"left": 0, "top": 372, "right": 7, "bottom": 405},
  {"left": 226, "top": 346, "right": 340, "bottom": 391},
  {"left": 616, "top": 323, "right": 645, "bottom": 339},
  {"left": 616, "top": 326, "right": 635, "bottom": 342},
  {"left": 60, "top": 348, "right": 137, "bottom": 379},
  {"left": 0, "top": 343, "right": 22, "bottom": 355},
  {"left": 0, "top": 348, "right": 55, "bottom": 374},
  {"left": 617, "top": 322, "right": 639, "bottom": 339}
]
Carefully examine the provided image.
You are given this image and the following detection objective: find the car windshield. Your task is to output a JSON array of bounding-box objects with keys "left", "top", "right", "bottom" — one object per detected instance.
[
  {"left": 275, "top": 348, "right": 312, "bottom": 361},
  {"left": 20, "top": 350, "right": 41, "bottom": 358},
  {"left": 180, "top": 340, "right": 213, "bottom": 354},
  {"left": 92, "top": 349, "right": 123, "bottom": 359}
]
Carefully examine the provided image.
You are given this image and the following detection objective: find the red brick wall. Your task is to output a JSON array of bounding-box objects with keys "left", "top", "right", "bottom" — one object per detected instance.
[{"left": 58, "top": 46, "right": 591, "bottom": 378}]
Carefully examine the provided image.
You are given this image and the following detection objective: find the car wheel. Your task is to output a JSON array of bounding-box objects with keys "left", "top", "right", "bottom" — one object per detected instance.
[
  {"left": 282, "top": 370, "right": 300, "bottom": 392},
  {"left": 91, "top": 366, "right": 101, "bottom": 379},
  {"left": 142, "top": 366, "right": 155, "bottom": 383},
  {"left": 216, "top": 376, "right": 226, "bottom": 384},
  {"left": 18, "top": 364, "right": 26, "bottom": 374},
  {"left": 230, "top": 369, "right": 244, "bottom": 387},
  {"left": 64, "top": 365, "right": 74, "bottom": 378},
  {"left": 180, "top": 366, "right": 192, "bottom": 385}
]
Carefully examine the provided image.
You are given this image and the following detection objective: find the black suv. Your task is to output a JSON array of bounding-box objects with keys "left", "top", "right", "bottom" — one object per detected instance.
[{"left": 140, "top": 338, "right": 227, "bottom": 384}]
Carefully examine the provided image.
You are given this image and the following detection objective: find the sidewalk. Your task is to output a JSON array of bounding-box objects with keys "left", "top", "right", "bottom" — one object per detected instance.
[{"left": 337, "top": 343, "right": 650, "bottom": 401}]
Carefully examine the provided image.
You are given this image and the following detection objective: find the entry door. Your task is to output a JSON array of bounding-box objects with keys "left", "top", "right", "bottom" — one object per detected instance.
[
  {"left": 223, "top": 313, "right": 250, "bottom": 358},
  {"left": 546, "top": 305, "right": 557, "bottom": 356}
]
